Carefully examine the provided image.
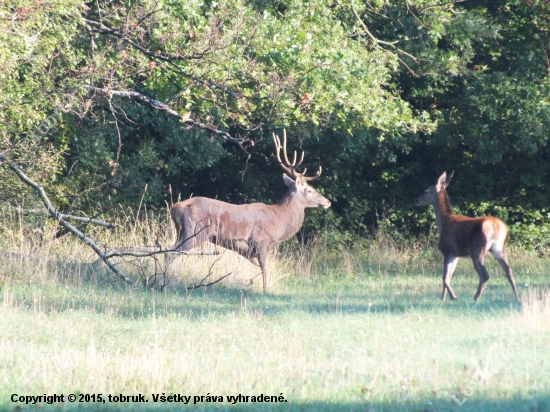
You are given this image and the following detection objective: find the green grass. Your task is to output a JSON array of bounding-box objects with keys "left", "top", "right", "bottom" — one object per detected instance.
[{"left": 1, "top": 215, "right": 550, "bottom": 411}]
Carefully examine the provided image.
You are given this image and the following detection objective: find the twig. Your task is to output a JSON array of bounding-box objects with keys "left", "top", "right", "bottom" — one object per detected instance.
[
  {"left": 134, "top": 183, "right": 148, "bottom": 232},
  {"left": 2, "top": 205, "right": 115, "bottom": 228},
  {"left": 185, "top": 272, "right": 232, "bottom": 290},
  {"left": 185, "top": 250, "right": 231, "bottom": 290}
]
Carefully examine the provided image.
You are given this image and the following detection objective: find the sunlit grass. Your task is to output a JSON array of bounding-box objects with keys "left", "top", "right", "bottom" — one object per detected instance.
[{"left": 0, "top": 211, "right": 549, "bottom": 411}]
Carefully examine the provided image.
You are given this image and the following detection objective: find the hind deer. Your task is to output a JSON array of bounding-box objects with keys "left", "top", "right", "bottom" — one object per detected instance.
[
  {"left": 415, "top": 171, "right": 520, "bottom": 302},
  {"left": 167, "top": 130, "right": 331, "bottom": 292}
]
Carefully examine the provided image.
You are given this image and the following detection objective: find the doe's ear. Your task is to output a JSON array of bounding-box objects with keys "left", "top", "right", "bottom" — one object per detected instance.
[
  {"left": 445, "top": 170, "right": 454, "bottom": 187},
  {"left": 282, "top": 173, "right": 295, "bottom": 187},
  {"left": 437, "top": 171, "right": 453, "bottom": 189}
]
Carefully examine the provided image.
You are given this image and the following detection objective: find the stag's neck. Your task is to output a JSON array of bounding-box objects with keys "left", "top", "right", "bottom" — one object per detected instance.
[
  {"left": 274, "top": 191, "right": 306, "bottom": 238},
  {"left": 433, "top": 189, "right": 454, "bottom": 230}
]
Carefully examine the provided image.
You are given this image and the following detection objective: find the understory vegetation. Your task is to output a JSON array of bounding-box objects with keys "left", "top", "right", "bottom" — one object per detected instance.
[{"left": 1, "top": 214, "right": 549, "bottom": 411}]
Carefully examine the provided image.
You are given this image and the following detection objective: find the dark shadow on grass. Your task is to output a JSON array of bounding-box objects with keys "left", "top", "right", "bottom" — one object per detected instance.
[
  {"left": 129, "top": 276, "right": 532, "bottom": 320},
  {"left": 1, "top": 256, "right": 544, "bottom": 320},
  {"left": 2, "top": 274, "right": 536, "bottom": 321}
]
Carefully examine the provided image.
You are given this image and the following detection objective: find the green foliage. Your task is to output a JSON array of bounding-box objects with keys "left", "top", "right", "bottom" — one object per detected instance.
[
  {"left": 0, "top": 0, "right": 83, "bottom": 206},
  {"left": 2, "top": 0, "right": 550, "bottom": 250}
]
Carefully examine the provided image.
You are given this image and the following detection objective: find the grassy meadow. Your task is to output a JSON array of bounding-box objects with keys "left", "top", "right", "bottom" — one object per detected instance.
[{"left": 0, "top": 212, "right": 549, "bottom": 411}]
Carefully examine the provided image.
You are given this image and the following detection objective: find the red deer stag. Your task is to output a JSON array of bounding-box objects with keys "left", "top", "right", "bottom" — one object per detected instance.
[
  {"left": 167, "top": 130, "right": 331, "bottom": 293},
  {"left": 415, "top": 171, "right": 520, "bottom": 302}
]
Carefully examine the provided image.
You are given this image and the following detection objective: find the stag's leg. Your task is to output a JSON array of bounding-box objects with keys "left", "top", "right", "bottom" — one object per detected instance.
[
  {"left": 228, "top": 244, "right": 261, "bottom": 286},
  {"left": 472, "top": 254, "right": 490, "bottom": 302},
  {"left": 442, "top": 255, "right": 459, "bottom": 301},
  {"left": 231, "top": 241, "right": 271, "bottom": 292},
  {"left": 491, "top": 247, "right": 520, "bottom": 301},
  {"left": 256, "top": 248, "right": 270, "bottom": 294},
  {"left": 166, "top": 223, "right": 207, "bottom": 269}
]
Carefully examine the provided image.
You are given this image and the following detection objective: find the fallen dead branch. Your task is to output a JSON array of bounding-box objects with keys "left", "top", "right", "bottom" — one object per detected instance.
[
  {"left": 92, "top": 246, "right": 220, "bottom": 265},
  {"left": 1, "top": 154, "right": 230, "bottom": 289}
]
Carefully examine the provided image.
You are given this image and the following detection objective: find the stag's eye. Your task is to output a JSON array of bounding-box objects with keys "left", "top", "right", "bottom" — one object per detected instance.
[{"left": 424, "top": 191, "right": 428, "bottom": 194}]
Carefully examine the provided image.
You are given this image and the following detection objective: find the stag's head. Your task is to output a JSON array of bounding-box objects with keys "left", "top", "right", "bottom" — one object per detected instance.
[
  {"left": 415, "top": 171, "right": 454, "bottom": 206},
  {"left": 273, "top": 130, "right": 331, "bottom": 209}
]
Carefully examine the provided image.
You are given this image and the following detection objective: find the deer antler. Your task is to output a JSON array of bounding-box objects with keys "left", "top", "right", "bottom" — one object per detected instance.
[{"left": 272, "top": 130, "right": 322, "bottom": 181}]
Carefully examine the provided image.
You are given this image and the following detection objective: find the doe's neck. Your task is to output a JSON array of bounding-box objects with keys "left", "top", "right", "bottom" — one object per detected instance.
[{"left": 433, "top": 189, "right": 453, "bottom": 229}]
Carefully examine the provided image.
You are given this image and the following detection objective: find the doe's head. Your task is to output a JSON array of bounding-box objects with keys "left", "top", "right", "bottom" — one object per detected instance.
[{"left": 415, "top": 171, "right": 453, "bottom": 206}]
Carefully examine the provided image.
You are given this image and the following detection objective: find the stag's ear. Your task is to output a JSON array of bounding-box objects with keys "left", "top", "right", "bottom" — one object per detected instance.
[{"left": 282, "top": 173, "right": 295, "bottom": 187}]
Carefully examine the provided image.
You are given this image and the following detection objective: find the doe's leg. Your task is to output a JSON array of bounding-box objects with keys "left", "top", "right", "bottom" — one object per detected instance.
[
  {"left": 472, "top": 255, "right": 490, "bottom": 302},
  {"left": 492, "top": 248, "right": 520, "bottom": 301},
  {"left": 442, "top": 255, "right": 459, "bottom": 301}
]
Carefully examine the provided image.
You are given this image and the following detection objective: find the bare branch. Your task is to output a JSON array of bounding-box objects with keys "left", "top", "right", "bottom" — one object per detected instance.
[
  {"left": 81, "top": 16, "right": 241, "bottom": 98},
  {"left": 353, "top": 8, "right": 419, "bottom": 76},
  {"left": 97, "top": 246, "right": 219, "bottom": 261},
  {"left": 395, "top": 54, "right": 418, "bottom": 76},
  {"left": 92, "top": 219, "right": 219, "bottom": 265},
  {"left": 84, "top": 86, "right": 250, "bottom": 155},
  {"left": 396, "top": 48, "right": 419, "bottom": 63},
  {"left": 352, "top": 8, "right": 399, "bottom": 48}
]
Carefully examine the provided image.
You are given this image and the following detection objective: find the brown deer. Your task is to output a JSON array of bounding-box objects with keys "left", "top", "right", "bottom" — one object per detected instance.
[
  {"left": 167, "top": 130, "right": 331, "bottom": 292},
  {"left": 415, "top": 171, "right": 520, "bottom": 302}
]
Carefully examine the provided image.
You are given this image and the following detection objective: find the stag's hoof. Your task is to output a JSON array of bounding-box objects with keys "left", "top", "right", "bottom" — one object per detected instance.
[{"left": 451, "top": 296, "right": 459, "bottom": 301}]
